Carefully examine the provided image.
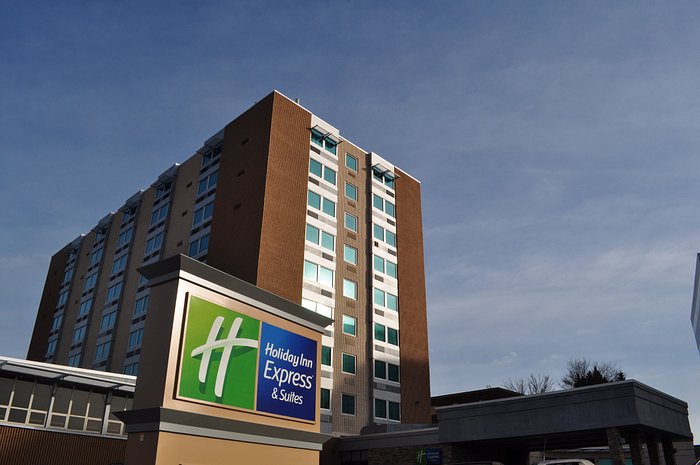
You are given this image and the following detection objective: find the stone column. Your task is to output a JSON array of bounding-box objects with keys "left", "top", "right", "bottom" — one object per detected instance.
[
  {"left": 646, "top": 437, "right": 661, "bottom": 465},
  {"left": 607, "top": 428, "right": 627, "bottom": 465},
  {"left": 661, "top": 438, "right": 676, "bottom": 465},
  {"left": 628, "top": 433, "right": 650, "bottom": 465}
]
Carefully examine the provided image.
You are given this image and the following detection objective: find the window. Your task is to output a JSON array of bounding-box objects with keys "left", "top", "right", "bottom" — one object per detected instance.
[
  {"left": 124, "top": 363, "right": 139, "bottom": 376},
  {"left": 343, "top": 279, "right": 357, "bottom": 299},
  {"left": 155, "top": 180, "right": 172, "bottom": 199},
  {"left": 95, "top": 341, "right": 111, "bottom": 361},
  {"left": 99, "top": 311, "right": 117, "bottom": 332},
  {"left": 83, "top": 273, "right": 97, "bottom": 292},
  {"left": 344, "top": 245, "right": 357, "bottom": 265},
  {"left": 78, "top": 299, "right": 92, "bottom": 316},
  {"left": 372, "top": 194, "right": 395, "bottom": 218},
  {"left": 345, "top": 182, "right": 357, "bottom": 201},
  {"left": 345, "top": 213, "right": 357, "bottom": 233},
  {"left": 342, "top": 315, "right": 356, "bottom": 336},
  {"left": 375, "top": 361, "right": 400, "bottom": 382},
  {"left": 128, "top": 328, "right": 144, "bottom": 349},
  {"left": 373, "top": 224, "right": 397, "bottom": 247},
  {"left": 192, "top": 202, "right": 214, "bottom": 227},
  {"left": 62, "top": 268, "right": 74, "bottom": 284},
  {"left": 197, "top": 171, "right": 218, "bottom": 195},
  {"left": 201, "top": 145, "right": 221, "bottom": 166},
  {"left": 320, "top": 388, "right": 331, "bottom": 410},
  {"left": 342, "top": 354, "right": 356, "bottom": 374},
  {"left": 122, "top": 206, "right": 137, "bottom": 223},
  {"left": 134, "top": 295, "right": 149, "bottom": 317},
  {"left": 72, "top": 325, "right": 86, "bottom": 344},
  {"left": 51, "top": 314, "right": 63, "bottom": 332},
  {"left": 46, "top": 339, "right": 57, "bottom": 355},
  {"left": 150, "top": 204, "right": 169, "bottom": 225},
  {"left": 117, "top": 227, "right": 133, "bottom": 246},
  {"left": 389, "top": 401, "right": 400, "bottom": 421},
  {"left": 341, "top": 394, "right": 355, "bottom": 415},
  {"left": 306, "top": 224, "right": 335, "bottom": 252},
  {"left": 309, "top": 159, "right": 337, "bottom": 185},
  {"left": 303, "top": 260, "right": 334, "bottom": 287},
  {"left": 373, "top": 194, "right": 383, "bottom": 211},
  {"left": 388, "top": 363, "right": 400, "bottom": 382},
  {"left": 374, "top": 322, "right": 386, "bottom": 342},
  {"left": 188, "top": 234, "right": 210, "bottom": 257},
  {"left": 68, "top": 354, "right": 81, "bottom": 367},
  {"left": 111, "top": 254, "right": 128, "bottom": 275},
  {"left": 385, "top": 202, "right": 395, "bottom": 218},
  {"left": 308, "top": 190, "right": 336, "bottom": 217},
  {"left": 310, "top": 129, "right": 338, "bottom": 154},
  {"left": 321, "top": 345, "right": 332, "bottom": 366},
  {"left": 90, "top": 248, "right": 103, "bottom": 266},
  {"left": 375, "top": 398, "right": 387, "bottom": 419},
  {"left": 372, "top": 166, "right": 396, "bottom": 190},
  {"left": 145, "top": 232, "right": 164, "bottom": 254},
  {"left": 301, "top": 299, "right": 333, "bottom": 318},
  {"left": 345, "top": 153, "right": 358, "bottom": 172},
  {"left": 106, "top": 282, "right": 123, "bottom": 303},
  {"left": 374, "top": 288, "right": 398, "bottom": 311},
  {"left": 387, "top": 327, "right": 399, "bottom": 346},
  {"left": 57, "top": 290, "right": 69, "bottom": 307},
  {"left": 374, "top": 360, "right": 386, "bottom": 379},
  {"left": 386, "top": 260, "right": 397, "bottom": 278}
]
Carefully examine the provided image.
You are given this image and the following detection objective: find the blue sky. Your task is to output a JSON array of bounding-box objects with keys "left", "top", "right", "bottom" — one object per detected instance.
[{"left": 2, "top": 1, "right": 700, "bottom": 436}]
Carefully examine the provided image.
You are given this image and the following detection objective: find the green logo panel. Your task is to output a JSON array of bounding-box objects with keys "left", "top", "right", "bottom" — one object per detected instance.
[{"left": 178, "top": 296, "right": 261, "bottom": 410}]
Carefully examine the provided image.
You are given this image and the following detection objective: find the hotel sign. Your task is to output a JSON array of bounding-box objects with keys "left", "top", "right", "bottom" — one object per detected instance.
[{"left": 177, "top": 296, "right": 317, "bottom": 421}]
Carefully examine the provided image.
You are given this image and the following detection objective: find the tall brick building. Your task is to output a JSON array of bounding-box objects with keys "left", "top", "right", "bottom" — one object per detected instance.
[{"left": 27, "top": 90, "right": 430, "bottom": 434}]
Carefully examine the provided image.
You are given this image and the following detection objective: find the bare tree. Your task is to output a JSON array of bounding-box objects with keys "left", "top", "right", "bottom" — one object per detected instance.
[
  {"left": 560, "top": 358, "right": 625, "bottom": 388},
  {"left": 504, "top": 373, "right": 555, "bottom": 395}
]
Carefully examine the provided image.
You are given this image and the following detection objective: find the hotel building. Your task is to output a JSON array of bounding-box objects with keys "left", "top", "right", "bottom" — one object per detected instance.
[{"left": 27, "top": 90, "right": 430, "bottom": 435}]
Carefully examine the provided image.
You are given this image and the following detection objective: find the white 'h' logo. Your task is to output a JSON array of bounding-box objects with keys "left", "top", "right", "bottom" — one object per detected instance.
[{"left": 190, "top": 316, "right": 259, "bottom": 397}]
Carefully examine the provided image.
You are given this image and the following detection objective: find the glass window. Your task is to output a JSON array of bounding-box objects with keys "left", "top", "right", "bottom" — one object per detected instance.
[
  {"left": 321, "top": 231, "right": 335, "bottom": 251},
  {"left": 320, "top": 388, "right": 331, "bottom": 410},
  {"left": 342, "top": 315, "right": 356, "bottom": 336},
  {"left": 57, "top": 290, "right": 69, "bottom": 307},
  {"left": 46, "top": 339, "right": 57, "bottom": 355},
  {"left": 374, "top": 255, "right": 385, "bottom": 273},
  {"left": 325, "top": 139, "right": 337, "bottom": 155},
  {"left": 128, "top": 328, "right": 143, "bottom": 349},
  {"left": 318, "top": 266, "right": 334, "bottom": 287},
  {"left": 345, "top": 213, "right": 357, "bottom": 233},
  {"left": 134, "top": 295, "right": 149, "bottom": 316},
  {"left": 389, "top": 401, "right": 400, "bottom": 421},
  {"left": 111, "top": 254, "right": 127, "bottom": 274},
  {"left": 345, "top": 182, "right": 357, "bottom": 201},
  {"left": 323, "top": 167, "right": 337, "bottom": 185},
  {"left": 78, "top": 299, "right": 92, "bottom": 316},
  {"left": 344, "top": 245, "right": 357, "bottom": 265},
  {"left": 385, "top": 201, "right": 395, "bottom": 218},
  {"left": 83, "top": 273, "right": 97, "bottom": 292},
  {"left": 90, "top": 248, "right": 103, "bottom": 266},
  {"left": 375, "top": 399, "right": 387, "bottom": 419},
  {"left": 62, "top": 268, "right": 74, "bottom": 284},
  {"left": 341, "top": 394, "right": 355, "bottom": 415},
  {"left": 151, "top": 204, "right": 169, "bottom": 225},
  {"left": 374, "top": 360, "right": 386, "bottom": 379},
  {"left": 386, "top": 230, "right": 397, "bottom": 247},
  {"left": 374, "top": 288, "right": 385, "bottom": 307},
  {"left": 99, "top": 311, "right": 117, "bottom": 332},
  {"left": 305, "top": 224, "right": 320, "bottom": 244},
  {"left": 386, "top": 260, "right": 397, "bottom": 278},
  {"left": 373, "top": 194, "right": 384, "bottom": 211},
  {"left": 145, "top": 232, "right": 164, "bottom": 254},
  {"left": 95, "top": 341, "right": 111, "bottom": 361},
  {"left": 124, "top": 363, "right": 139, "bottom": 376},
  {"left": 68, "top": 355, "right": 81, "bottom": 367},
  {"left": 188, "top": 234, "right": 210, "bottom": 257},
  {"left": 373, "top": 224, "right": 384, "bottom": 241},
  {"left": 51, "top": 314, "right": 63, "bottom": 332},
  {"left": 117, "top": 227, "right": 133, "bottom": 246},
  {"left": 73, "top": 325, "right": 86, "bottom": 343},
  {"left": 345, "top": 153, "right": 358, "bottom": 171},
  {"left": 303, "top": 261, "right": 318, "bottom": 281},
  {"left": 374, "top": 323, "right": 386, "bottom": 342},
  {"left": 343, "top": 279, "right": 357, "bottom": 300},
  {"left": 106, "top": 282, "right": 122, "bottom": 302},
  {"left": 304, "top": 260, "right": 334, "bottom": 287},
  {"left": 342, "top": 354, "right": 356, "bottom": 374},
  {"left": 388, "top": 363, "right": 400, "bottom": 382},
  {"left": 311, "top": 129, "right": 324, "bottom": 147},
  {"left": 193, "top": 202, "right": 214, "bottom": 227},
  {"left": 321, "top": 345, "right": 332, "bottom": 366},
  {"left": 321, "top": 198, "right": 335, "bottom": 217},
  {"left": 309, "top": 159, "right": 323, "bottom": 177},
  {"left": 197, "top": 171, "right": 218, "bottom": 195},
  {"left": 386, "top": 293, "right": 398, "bottom": 312},
  {"left": 308, "top": 191, "right": 321, "bottom": 210},
  {"left": 387, "top": 328, "right": 399, "bottom": 346}
]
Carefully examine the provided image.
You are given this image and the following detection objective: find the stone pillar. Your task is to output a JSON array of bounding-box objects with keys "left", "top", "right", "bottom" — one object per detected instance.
[
  {"left": 647, "top": 437, "right": 661, "bottom": 465},
  {"left": 661, "top": 438, "right": 676, "bottom": 465},
  {"left": 607, "top": 428, "right": 627, "bottom": 465},
  {"left": 628, "top": 433, "right": 650, "bottom": 465}
]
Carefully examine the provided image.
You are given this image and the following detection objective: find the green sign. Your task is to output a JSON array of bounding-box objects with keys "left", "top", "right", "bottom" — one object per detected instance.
[{"left": 179, "top": 296, "right": 261, "bottom": 409}]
